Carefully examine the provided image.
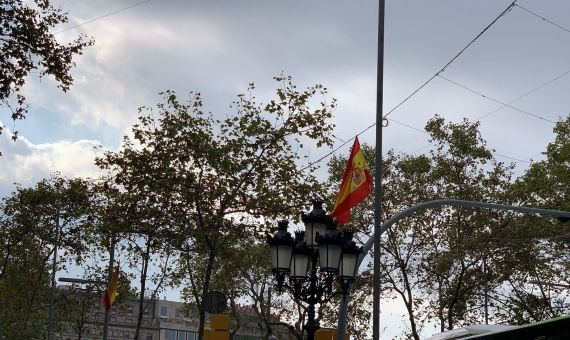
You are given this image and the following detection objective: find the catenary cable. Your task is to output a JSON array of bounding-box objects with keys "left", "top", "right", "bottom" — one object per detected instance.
[
  {"left": 391, "top": 118, "right": 532, "bottom": 164},
  {"left": 383, "top": 0, "right": 518, "bottom": 119},
  {"left": 515, "top": 4, "right": 570, "bottom": 34},
  {"left": 55, "top": 0, "right": 152, "bottom": 34},
  {"left": 299, "top": 1, "right": 518, "bottom": 171},
  {"left": 437, "top": 75, "right": 558, "bottom": 124},
  {"left": 476, "top": 69, "right": 570, "bottom": 121},
  {"left": 407, "top": 68, "right": 570, "bottom": 154},
  {"left": 382, "top": 36, "right": 570, "bottom": 162}
]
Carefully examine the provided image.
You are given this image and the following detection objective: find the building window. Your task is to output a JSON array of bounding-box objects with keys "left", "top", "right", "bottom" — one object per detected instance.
[
  {"left": 146, "top": 334, "right": 153, "bottom": 340},
  {"left": 164, "top": 329, "right": 176, "bottom": 340},
  {"left": 160, "top": 305, "right": 168, "bottom": 317},
  {"left": 182, "top": 330, "right": 198, "bottom": 340}
]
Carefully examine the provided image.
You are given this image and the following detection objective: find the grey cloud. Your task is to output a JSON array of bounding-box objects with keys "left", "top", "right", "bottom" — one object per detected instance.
[
  {"left": 20, "top": 0, "right": 566, "bottom": 169},
  {"left": 4, "top": 1, "right": 568, "bottom": 337}
]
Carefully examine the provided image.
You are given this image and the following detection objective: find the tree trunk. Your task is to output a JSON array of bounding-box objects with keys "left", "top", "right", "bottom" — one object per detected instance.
[
  {"left": 438, "top": 279, "right": 445, "bottom": 332},
  {"left": 229, "top": 296, "right": 240, "bottom": 340},
  {"left": 0, "top": 245, "right": 12, "bottom": 280},
  {"left": 447, "top": 261, "right": 466, "bottom": 330},
  {"left": 77, "top": 297, "right": 88, "bottom": 340},
  {"left": 197, "top": 246, "right": 216, "bottom": 340},
  {"left": 400, "top": 259, "right": 420, "bottom": 340},
  {"left": 134, "top": 238, "right": 151, "bottom": 340},
  {"left": 403, "top": 295, "right": 420, "bottom": 339}
]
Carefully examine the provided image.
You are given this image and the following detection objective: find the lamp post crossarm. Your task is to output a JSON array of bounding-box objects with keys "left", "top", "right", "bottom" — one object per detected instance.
[
  {"left": 337, "top": 199, "right": 570, "bottom": 339},
  {"left": 58, "top": 277, "right": 106, "bottom": 286},
  {"left": 360, "top": 199, "right": 570, "bottom": 262}
]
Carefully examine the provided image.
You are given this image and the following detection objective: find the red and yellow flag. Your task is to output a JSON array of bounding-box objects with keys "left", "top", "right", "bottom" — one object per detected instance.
[
  {"left": 102, "top": 265, "right": 120, "bottom": 311},
  {"left": 330, "top": 136, "right": 373, "bottom": 224}
]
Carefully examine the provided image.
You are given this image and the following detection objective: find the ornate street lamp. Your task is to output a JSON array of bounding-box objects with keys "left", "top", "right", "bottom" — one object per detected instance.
[
  {"left": 339, "top": 231, "right": 361, "bottom": 294},
  {"left": 267, "top": 201, "right": 362, "bottom": 340},
  {"left": 267, "top": 220, "right": 295, "bottom": 288},
  {"left": 290, "top": 231, "right": 311, "bottom": 280}
]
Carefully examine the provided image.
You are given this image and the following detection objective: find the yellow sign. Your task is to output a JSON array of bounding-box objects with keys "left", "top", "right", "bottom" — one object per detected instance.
[{"left": 204, "top": 314, "right": 230, "bottom": 340}]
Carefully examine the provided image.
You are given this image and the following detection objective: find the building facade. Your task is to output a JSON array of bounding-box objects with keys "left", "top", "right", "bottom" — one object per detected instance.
[{"left": 56, "top": 295, "right": 293, "bottom": 340}]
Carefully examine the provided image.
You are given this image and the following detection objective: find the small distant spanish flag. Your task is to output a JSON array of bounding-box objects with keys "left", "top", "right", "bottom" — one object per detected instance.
[
  {"left": 330, "top": 136, "right": 373, "bottom": 224},
  {"left": 102, "top": 265, "right": 120, "bottom": 311}
]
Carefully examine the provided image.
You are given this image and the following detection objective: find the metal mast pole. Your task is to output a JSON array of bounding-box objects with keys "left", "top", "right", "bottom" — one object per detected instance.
[
  {"left": 47, "top": 210, "right": 60, "bottom": 340},
  {"left": 373, "top": 0, "right": 386, "bottom": 339}
]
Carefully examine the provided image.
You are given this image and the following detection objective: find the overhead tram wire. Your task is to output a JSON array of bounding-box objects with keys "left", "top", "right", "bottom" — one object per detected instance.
[
  {"left": 299, "top": 1, "right": 518, "bottom": 172},
  {"left": 397, "top": 68, "right": 569, "bottom": 163},
  {"left": 526, "top": 151, "right": 545, "bottom": 161},
  {"left": 437, "top": 75, "right": 558, "bottom": 124},
  {"left": 390, "top": 68, "right": 570, "bottom": 164},
  {"left": 389, "top": 65, "right": 570, "bottom": 155},
  {"left": 383, "top": 0, "right": 518, "bottom": 119},
  {"left": 55, "top": 0, "right": 152, "bottom": 34},
  {"left": 493, "top": 153, "right": 531, "bottom": 164},
  {"left": 299, "top": 122, "right": 377, "bottom": 172},
  {"left": 514, "top": 4, "right": 570, "bottom": 34},
  {"left": 388, "top": 118, "right": 426, "bottom": 134},
  {"left": 475, "top": 69, "right": 570, "bottom": 121},
  {"left": 389, "top": 118, "right": 532, "bottom": 164}
]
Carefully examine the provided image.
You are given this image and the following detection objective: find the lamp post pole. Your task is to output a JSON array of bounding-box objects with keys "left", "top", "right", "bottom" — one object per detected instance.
[{"left": 305, "top": 252, "right": 320, "bottom": 340}]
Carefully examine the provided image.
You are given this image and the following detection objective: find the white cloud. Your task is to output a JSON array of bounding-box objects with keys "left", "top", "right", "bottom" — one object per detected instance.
[{"left": 0, "top": 128, "right": 103, "bottom": 195}]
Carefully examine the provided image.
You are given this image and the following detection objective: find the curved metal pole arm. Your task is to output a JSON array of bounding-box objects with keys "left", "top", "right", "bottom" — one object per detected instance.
[{"left": 337, "top": 199, "right": 570, "bottom": 338}]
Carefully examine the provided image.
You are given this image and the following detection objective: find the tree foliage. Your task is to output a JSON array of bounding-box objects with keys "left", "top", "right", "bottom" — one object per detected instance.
[
  {"left": 496, "top": 116, "right": 570, "bottom": 324},
  {"left": 325, "top": 115, "right": 570, "bottom": 339},
  {"left": 0, "top": 176, "right": 92, "bottom": 338},
  {"left": 1, "top": 71, "right": 567, "bottom": 340},
  {"left": 0, "top": 0, "right": 93, "bottom": 144},
  {"left": 96, "top": 76, "right": 336, "bottom": 339}
]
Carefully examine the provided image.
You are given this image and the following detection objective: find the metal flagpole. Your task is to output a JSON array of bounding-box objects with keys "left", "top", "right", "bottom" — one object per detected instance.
[
  {"left": 102, "top": 234, "right": 116, "bottom": 340},
  {"left": 373, "top": 0, "right": 386, "bottom": 339}
]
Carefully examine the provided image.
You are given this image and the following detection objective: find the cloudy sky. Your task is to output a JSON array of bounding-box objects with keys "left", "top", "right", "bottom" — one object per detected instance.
[{"left": 2, "top": 0, "right": 569, "bottom": 336}]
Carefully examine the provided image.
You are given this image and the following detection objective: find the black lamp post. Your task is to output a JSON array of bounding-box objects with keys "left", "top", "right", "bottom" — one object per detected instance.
[{"left": 267, "top": 201, "right": 362, "bottom": 340}]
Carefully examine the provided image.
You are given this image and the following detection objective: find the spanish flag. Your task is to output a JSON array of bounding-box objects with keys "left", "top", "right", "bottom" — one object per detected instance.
[
  {"left": 102, "top": 265, "right": 120, "bottom": 311},
  {"left": 330, "top": 136, "right": 373, "bottom": 224}
]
